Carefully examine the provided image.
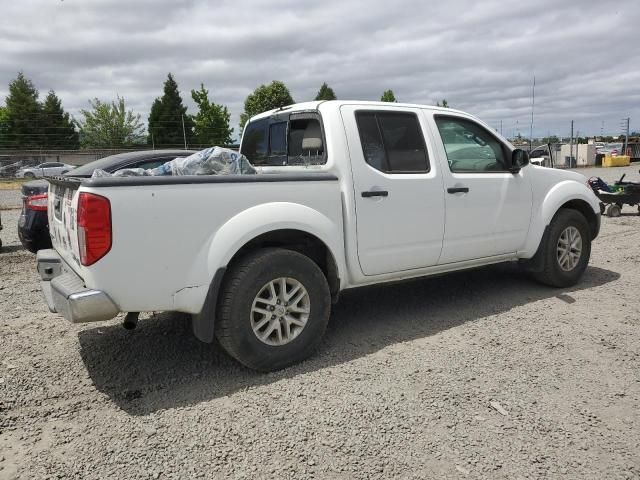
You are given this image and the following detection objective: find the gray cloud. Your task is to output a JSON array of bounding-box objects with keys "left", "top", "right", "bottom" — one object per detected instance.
[{"left": 1, "top": 0, "right": 638, "bottom": 140}]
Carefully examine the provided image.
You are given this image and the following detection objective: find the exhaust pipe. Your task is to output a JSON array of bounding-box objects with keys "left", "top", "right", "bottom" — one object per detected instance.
[{"left": 123, "top": 312, "right": 139, "bottom": 330}]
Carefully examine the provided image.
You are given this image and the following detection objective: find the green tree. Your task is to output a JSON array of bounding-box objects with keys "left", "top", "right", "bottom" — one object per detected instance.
[
  {"left": 239, "top": 80, "right": 294, "bottom": 131},
  {"left": 5, "top": 72, "right": 42, "bottom": 148},
  {"left": 436, "top": 99, "right": 449, "bottom": 108},
  {"left": 41, "top": 90, "right": 79, "bottom": 149},
  {"left": 380, "top": 89, "right": 396, "bottom": 102},
  {"left": 79, "top": 97, "right": 145, "bottom": 148},
  {"left": 148, "top": 73, "right": 194, "bottom": 148},
  {"left": 190, "top": 84, "right": 233, "bottom": 146},
  {"left": 0, "top": 106, "right": 9, "bottom": 147},
  {"left": 315, "top": 82, "right": 337, "bottom": 101}
]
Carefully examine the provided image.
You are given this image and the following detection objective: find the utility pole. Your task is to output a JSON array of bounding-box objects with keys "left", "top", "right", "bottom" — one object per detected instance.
[
  {"left": 569, "top": 120, "right": 574, "bottom": 167},
  {"left": 151, "top": 133, "right": 155, "bottom": 150},
  {"left": 500, "top": 120, "right": 503, "bottom": 136},
  {"left": 181, "top": 114, "right": 187, "bottom": 150},
  {"left": 529, "top": 75, "right": 535, "bottom": 151},
  {"left": 622, "top": 117, "right": 630, "bottom": 156}
]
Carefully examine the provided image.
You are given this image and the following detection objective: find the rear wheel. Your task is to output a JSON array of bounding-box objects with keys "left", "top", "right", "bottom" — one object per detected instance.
[
  {"left": 215, "top": 248, "right": 331, "bottom": 371},
  {"left": 532, "top": 209, "right": 591, "bottom": 287},
  {"left": 606, "top": 204, "right": 621, "bottom": 217}
]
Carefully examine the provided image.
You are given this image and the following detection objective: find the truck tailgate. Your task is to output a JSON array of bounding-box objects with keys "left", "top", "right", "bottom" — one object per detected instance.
[{"left": 47, "top": 178, "right": 82, "bottom": 271}]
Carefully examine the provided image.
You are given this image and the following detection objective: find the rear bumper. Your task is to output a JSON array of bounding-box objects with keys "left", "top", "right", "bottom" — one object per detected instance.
[{"left": 37, "top": 249, "right": 119, "bottom": 323}]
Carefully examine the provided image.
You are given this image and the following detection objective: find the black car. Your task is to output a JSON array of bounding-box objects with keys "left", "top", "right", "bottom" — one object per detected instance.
[{"left": 18, "top": 150, "right": 195, "bottom": 253}]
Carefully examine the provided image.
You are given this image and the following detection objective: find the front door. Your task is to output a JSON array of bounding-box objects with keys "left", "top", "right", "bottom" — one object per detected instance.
[
  {"left": 341, "top": 105, "right": 445, "bottom": 276},
  {"left": 429, "top": 113, "right": 532, "bottom": 264}
]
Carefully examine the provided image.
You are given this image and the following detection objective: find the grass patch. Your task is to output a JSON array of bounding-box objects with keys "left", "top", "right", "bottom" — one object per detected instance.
[{"left": 0, "top": 178, "right": 30, "bottom": 190}]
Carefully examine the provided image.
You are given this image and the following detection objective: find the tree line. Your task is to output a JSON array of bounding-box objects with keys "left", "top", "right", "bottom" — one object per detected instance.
[{"left": 0, "top": 72, "right": 441, "bottom": 150}]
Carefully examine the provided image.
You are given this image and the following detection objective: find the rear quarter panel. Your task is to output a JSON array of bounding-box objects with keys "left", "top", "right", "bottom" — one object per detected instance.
[{"left": 78, "top": 178, "right": 344, "bottom": 314}]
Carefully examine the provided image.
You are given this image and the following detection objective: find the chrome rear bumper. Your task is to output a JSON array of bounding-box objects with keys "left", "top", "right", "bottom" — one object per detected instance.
[{"left": 37, "top": 249, "right": 119, "bottom": 323}]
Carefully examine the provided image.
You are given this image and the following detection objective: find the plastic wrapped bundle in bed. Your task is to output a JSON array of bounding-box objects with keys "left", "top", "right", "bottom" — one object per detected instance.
[{"left": 92, "top": 147, "right": 257, "bottom": 178}]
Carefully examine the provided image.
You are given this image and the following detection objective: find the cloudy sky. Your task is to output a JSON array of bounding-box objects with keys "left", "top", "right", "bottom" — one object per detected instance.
[{"left": 1, "top": 0, "right": 639, "bottom": 141}]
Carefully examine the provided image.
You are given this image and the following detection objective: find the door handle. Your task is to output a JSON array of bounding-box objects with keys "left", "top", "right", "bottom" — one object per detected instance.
[
  {"left": 361, "top": 190, "right": 389, "bottom": 198},
  {"left": 447, "top": 187, "right": 469, "bottom": 194}
]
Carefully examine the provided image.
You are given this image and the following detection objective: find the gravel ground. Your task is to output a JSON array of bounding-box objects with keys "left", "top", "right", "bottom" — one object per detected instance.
[
  {"left": 0, "top": 189, "right": 22, "bottom": 210},
  {"left": 1, "top": 166, "right": 640, "bottom": 479}
]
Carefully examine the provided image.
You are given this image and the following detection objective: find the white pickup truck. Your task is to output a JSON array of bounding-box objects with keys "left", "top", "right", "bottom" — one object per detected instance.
[{"left": 37, "top": 101, "right": 600, "bottom": 371}]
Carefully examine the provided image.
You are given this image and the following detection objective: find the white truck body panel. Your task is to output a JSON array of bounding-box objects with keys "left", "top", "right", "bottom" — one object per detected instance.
[{"left": 43, "top": 100, "right": 600, "bottom": 322}]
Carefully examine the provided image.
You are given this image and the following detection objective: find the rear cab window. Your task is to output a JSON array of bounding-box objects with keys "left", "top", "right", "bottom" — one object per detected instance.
[{"left": 240, "top": 112, "right": 326, "bottom": 167}]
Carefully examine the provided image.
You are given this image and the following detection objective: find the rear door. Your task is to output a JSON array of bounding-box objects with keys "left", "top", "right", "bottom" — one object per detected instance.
[{"left": 341, "top": 105, "right": 445, "bottom": 275}]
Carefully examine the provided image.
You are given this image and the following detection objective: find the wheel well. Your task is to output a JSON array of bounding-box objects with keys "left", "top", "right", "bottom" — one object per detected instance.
[
  {"left": 228, "top": 229, "right": 340, "bottom": 300},
  {"left": 560, "top": 199, "right": 599, "bottom": 239}
]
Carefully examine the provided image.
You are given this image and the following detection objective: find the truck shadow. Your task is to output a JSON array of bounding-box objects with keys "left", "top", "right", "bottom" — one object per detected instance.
[{"left": 78, "top": 264, "right": 620, "bottom": 415}]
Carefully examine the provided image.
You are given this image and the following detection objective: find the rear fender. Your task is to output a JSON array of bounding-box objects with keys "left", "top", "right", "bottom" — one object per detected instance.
[{"left": 174, "top": 202, "right": 344, "bottom": 314}]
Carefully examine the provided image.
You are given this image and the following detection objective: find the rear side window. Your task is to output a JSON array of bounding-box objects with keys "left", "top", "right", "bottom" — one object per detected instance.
[{"left": 355, "top": 112, "right": 429, "bottom": 173}]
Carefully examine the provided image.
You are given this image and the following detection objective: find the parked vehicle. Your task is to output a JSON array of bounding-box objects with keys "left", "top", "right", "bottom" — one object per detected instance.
[
  {"left": 528, "top": 144, "right": 552, "bottom": 167},
  {"left": 597, "top": 143, "right": 623, "bottom": 156},
  {"left": 18, "top": 150, "right": 196, "bottom": 253},
  {"left": 15, "top": 162, "right": 75, "bottom": 178},
  {"left": 37, "top": 101, "right": 601, "bottom": 371},
  {"left": 0, "top": 160, "right": 25, "bottom": 178}
]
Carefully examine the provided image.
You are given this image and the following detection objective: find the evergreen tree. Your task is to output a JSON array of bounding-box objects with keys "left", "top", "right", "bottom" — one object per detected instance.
[
  {"left": 436, "top": 99, "right": 449, "bottom": 108},
  {"left": 315, "top": 82, "right": 337, "bottom": 101},
  {"left": 147, "top": 73, "right": 194, "bottom": 148},
  {"left": 41, "top": 90, "right": 79, "bottom": 149},
  {"left": 79, "top": 97, "right": 145, "bottom": 148},
  {"left": 239, "top": 81, "right": 294, "bottom": 131},
  {"left": 5, "top": 72, "right": 42, "bottom": 148},
  {"left": 190, "top": 84, "right": 233, "bottom": 146},
  {"left": 0, "top": 106, "right": 9, "bottom": 148},
  {"left": 380, "top": 89, "right": 397, "bottom": 102}
]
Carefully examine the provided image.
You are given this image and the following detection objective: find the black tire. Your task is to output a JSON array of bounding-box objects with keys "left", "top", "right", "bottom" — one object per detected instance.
[
  {"left": 533, "top": 209, "right": 591, "bottom": 288},
  {"left": 24, "top": 172, "right": 35, "bottom": 178},
  {"left": 215, "top": 248, "right": 331, "bottom": 371},
  {"left": 606, "top": 204, "right": 621, "bottom": 217}
]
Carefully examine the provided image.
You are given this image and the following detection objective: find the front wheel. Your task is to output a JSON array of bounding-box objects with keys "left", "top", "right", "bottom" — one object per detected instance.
[
  {"left": 532, "top": 209, "right": 591, "bottom": 288},
  {"left": 215, "top": 248, "right": 331, "bottom": 371},
  {"left": 23, "top": 172, "right": 35, "bottom": 178}
]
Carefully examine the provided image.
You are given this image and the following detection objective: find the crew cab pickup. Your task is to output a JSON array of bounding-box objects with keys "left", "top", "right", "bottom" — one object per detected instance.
[{"left": 37, "top": 101, "right": 601, "bottom": 371}]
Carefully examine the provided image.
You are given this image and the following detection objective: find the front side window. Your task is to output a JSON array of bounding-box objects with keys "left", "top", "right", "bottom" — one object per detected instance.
[
  {"left": 355, "top": 111, "right": 429, "bottom": 173},
  {"left": 435, "top": 116, "right": 507, "bottom": 172}
]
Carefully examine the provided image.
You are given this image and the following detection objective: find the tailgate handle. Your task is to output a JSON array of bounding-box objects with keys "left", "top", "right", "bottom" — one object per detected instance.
[
  {"left": 447, "top": 187, "right": 469, "bottom": 194},
  {"left": 361, "top": 190, "right": 389, "bottom": 198}
]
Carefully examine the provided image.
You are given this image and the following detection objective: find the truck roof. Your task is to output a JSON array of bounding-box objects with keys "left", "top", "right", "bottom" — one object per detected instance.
[{"left": 250, "top": 100, "right": 466, "bottom": 122}]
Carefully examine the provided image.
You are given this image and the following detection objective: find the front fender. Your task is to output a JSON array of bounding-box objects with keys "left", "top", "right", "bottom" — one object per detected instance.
[
  {"left": 521, "top": 180, "right": 599, "bottom": 257},
  {"left": 175, "top": 202, "right": 345, "bottom": 313}
]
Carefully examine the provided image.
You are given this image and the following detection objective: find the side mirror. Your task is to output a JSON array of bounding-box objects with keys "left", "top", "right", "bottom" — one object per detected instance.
[{"left": 510, "top": 148, "right": 529, "bottom": 173}]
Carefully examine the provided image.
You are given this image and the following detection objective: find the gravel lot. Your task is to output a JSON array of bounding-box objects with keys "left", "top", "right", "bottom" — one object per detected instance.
[
  {"left": 0, "top": 189, "right": 22, "bottom": 210},
  {"left": 1, "top": 166, "right": 640, "bottom": 479}
]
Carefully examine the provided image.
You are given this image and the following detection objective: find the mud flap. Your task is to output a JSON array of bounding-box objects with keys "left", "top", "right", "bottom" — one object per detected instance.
[
  {"left": 519, "top": 225, "right": 551, "bottom": 273},
  {"left": 191, "top": 267, "right": 226, "bottom": 343}
]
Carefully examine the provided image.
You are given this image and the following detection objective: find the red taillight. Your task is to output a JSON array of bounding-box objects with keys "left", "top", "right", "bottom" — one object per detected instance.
[
  {"left": 26, "top": 193, "right": 48, "bottom": 211},
  {"left": 77, "top": 193, "right": 111, "bottom": 266}
]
